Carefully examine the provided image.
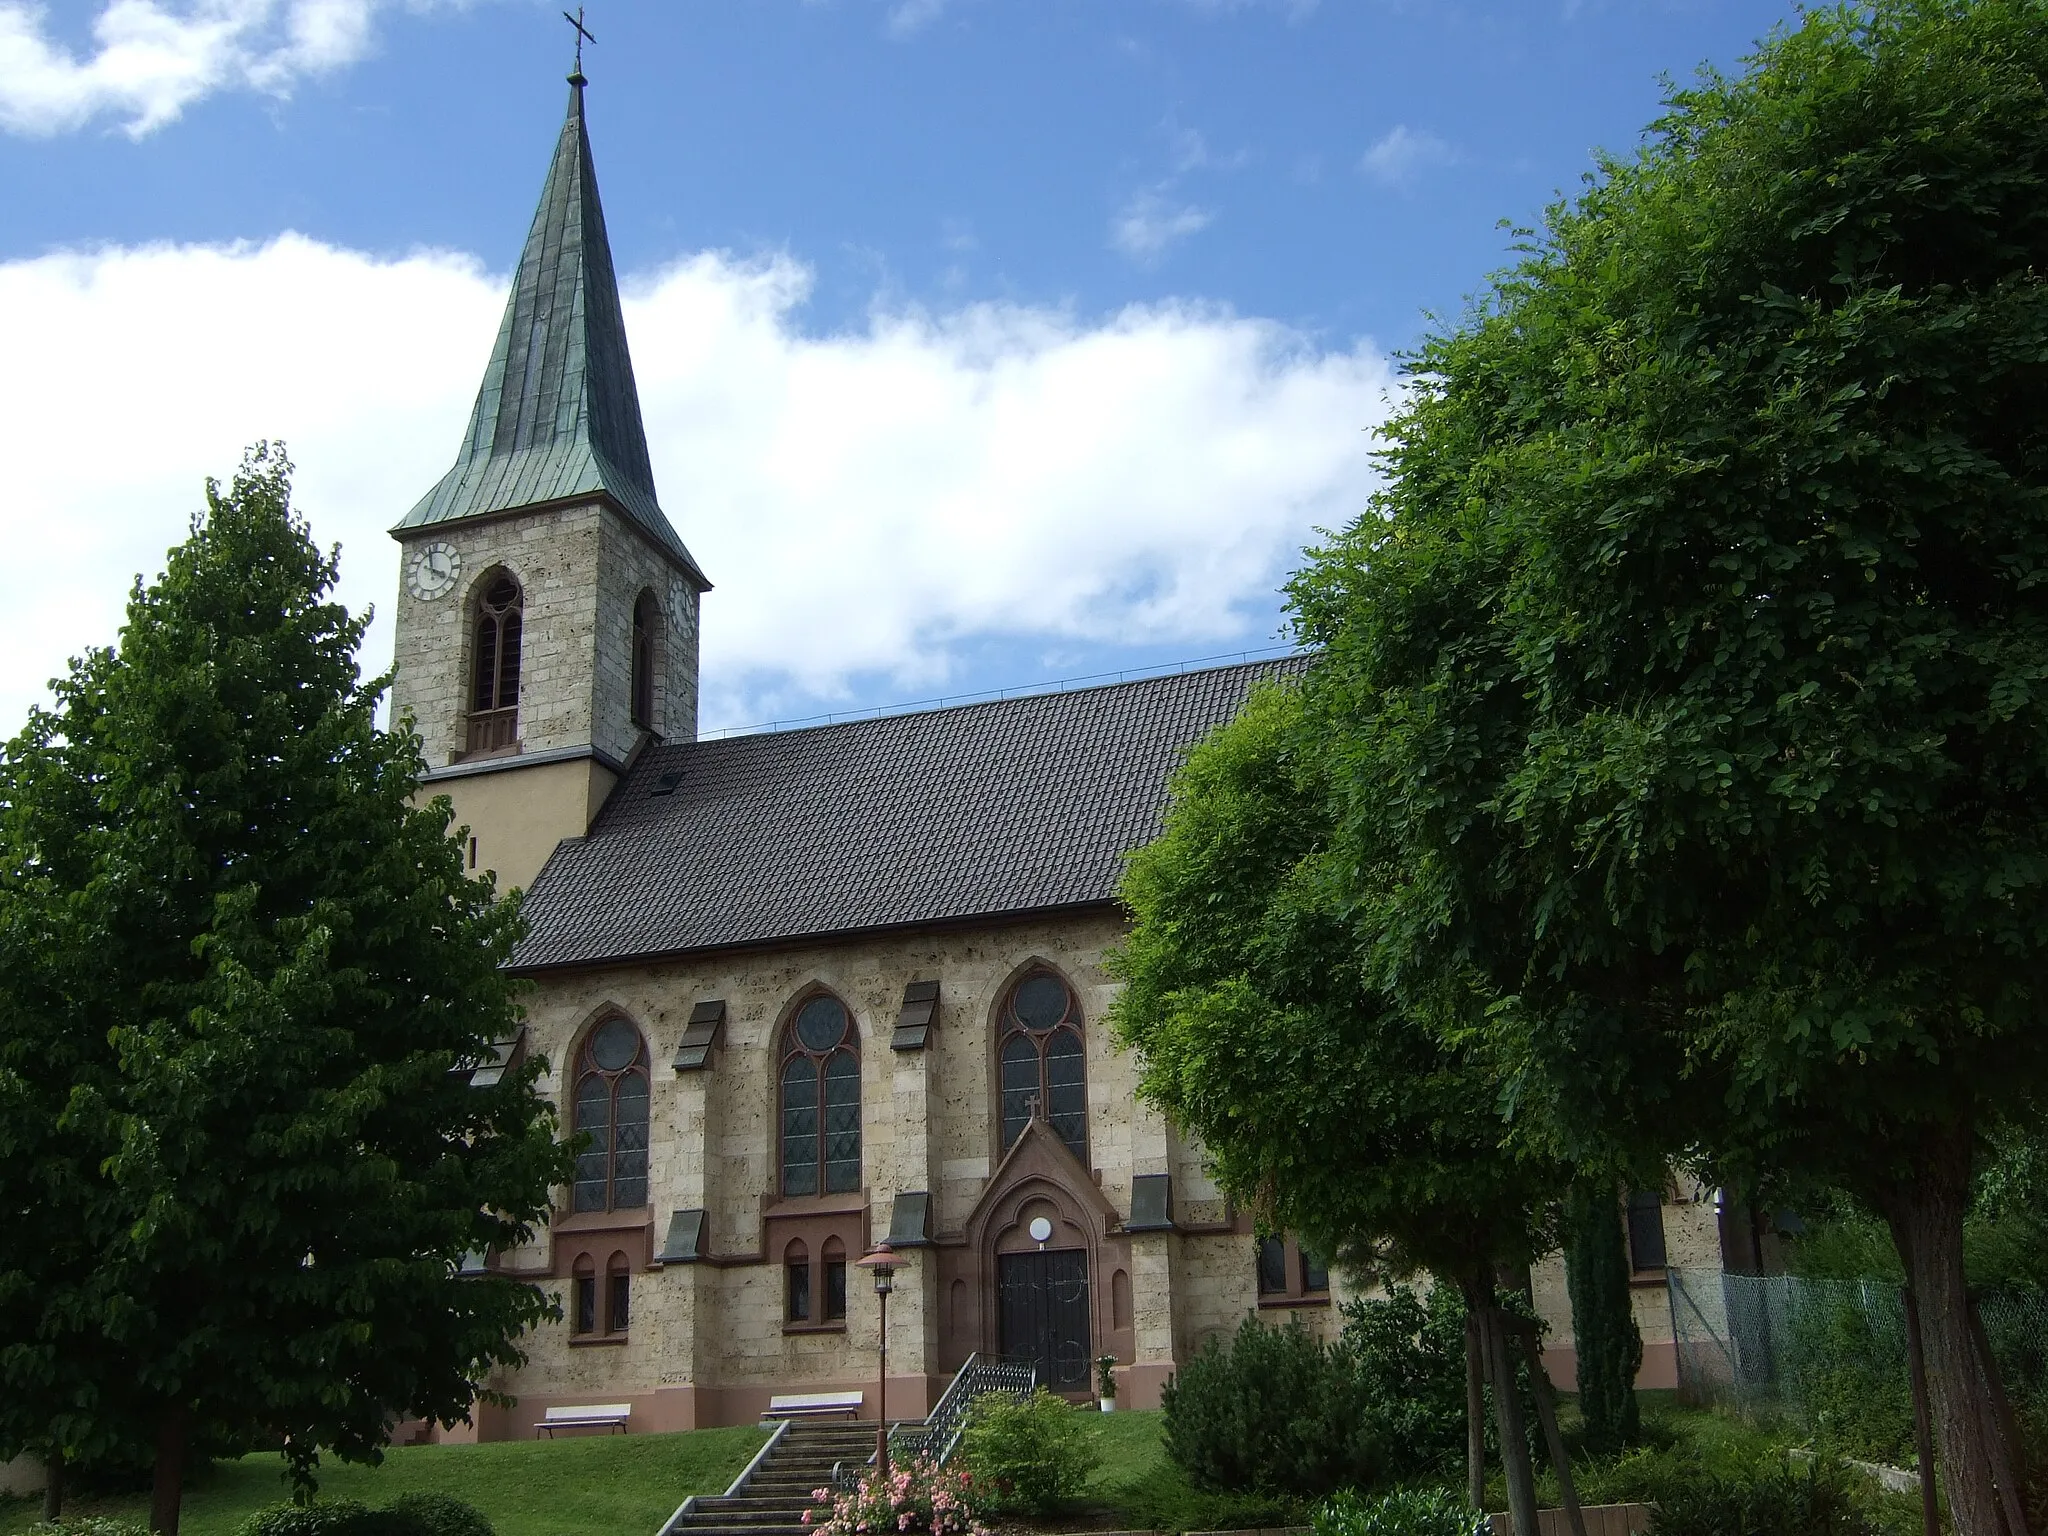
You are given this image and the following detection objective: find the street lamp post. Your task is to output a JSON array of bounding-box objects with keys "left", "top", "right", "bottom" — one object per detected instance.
[{"left": 856, "top": 1241, "right": 899, "bottom": 1479}]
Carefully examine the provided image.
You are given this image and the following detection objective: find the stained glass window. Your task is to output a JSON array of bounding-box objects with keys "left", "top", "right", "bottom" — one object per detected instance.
[
  {"left": 572, "top": 1017, "right": 648, "bottom": 1213},
  {"left": 780, "top": 993, "right": 860, "bottom": 1197},
  {"left": 998, "top": 970, "right": 1088, "bottom": 1164}
]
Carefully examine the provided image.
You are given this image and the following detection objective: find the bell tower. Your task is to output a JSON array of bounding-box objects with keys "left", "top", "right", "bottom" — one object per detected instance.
[{"left": 390, "top": 65, "right": 709, "bottom": 892}]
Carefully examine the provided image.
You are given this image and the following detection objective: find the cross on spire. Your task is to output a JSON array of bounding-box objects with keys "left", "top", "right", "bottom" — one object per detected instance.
[{"left": 563, "top": 7, "right": 595, "bottom": 82}]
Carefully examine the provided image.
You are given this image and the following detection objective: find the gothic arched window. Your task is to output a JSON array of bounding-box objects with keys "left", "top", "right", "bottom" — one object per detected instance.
[
  {"left": 469, "top": 572, "right": 524, "bottom": 753},
  {"left": 999, "top": 969, "right": 1086, "bottom": 1163},
  {"left": 779, "top": 994, "right": 860, "bottom": 1197},
  {"left": 572, "top": 1016, "right": 648, "bottom": 1212},
  {"left": 631, "top": 590, "right": 659, "bottom": 730}
]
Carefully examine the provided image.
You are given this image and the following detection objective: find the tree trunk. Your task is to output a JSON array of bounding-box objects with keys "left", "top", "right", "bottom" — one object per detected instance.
[
  {"left": 1901, "top": 1287, "right": 1941, "bottom": 1536},
  {"left": 1881, "top": 1129, "right": 2004, "bottom": 1536},
  {"left": 1466, "top": 1310, "right": 1488, "bottom": 1511},
  {"left": 41, "top": 1449, "right": 64, "bottom": 1523},
  {"left": 150, "top": 1408, "right": 191, "bottom": 1536},
  {"left": 1520, "top": 1325, "right": 1587, "bottom": 1536},
  {"left": 1965, "top": 1293, "right": 2032, "bottom": 1536},
  {"left": 1468, "top": 1276, "right": 1540, "bottom": 1536}
]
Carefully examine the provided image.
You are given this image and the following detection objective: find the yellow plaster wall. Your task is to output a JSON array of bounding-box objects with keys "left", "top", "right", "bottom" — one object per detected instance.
[{"left": 418, "top": 755, "right": 616, "bottom": 896}]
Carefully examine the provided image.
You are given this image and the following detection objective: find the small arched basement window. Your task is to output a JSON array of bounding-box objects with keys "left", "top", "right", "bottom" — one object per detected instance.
[
  {"left": 779, "top": 994, "right": 860, "bottom": 1197},
  {"left": 785, "top": 1239, "right": 811, "bottom": 1322},
  {"left": 821, "top": 1235, "right": 848, "bottom": 1322},
  {"left": 572, "top": 1017, "right": 649, "bottom": 1213},
  {"left": 468, "top": 572, "right": 524, "bottom": 753},
  {"left": 999, "top": 969, "right": 1087, "bottom": 1163},
  {"left": 572, "top": 1255, "right": 597, "bottom": 1335},
  {"left": 606, "top": 1250, "right": 632, "bottom": 1334}
]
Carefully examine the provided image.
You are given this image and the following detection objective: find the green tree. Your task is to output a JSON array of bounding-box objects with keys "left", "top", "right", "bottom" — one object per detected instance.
[
  {"left": 1111, "top": 682, "right": 1562, "bottom": 1534},
  {"left": 1561, "top": 1184, "right": 1642, "bottom": 1455},
  {"left": 1281, "top": 4, "right": 2048, "bottom": 1529},
  {"left": 0, "top": 447, "right": 573, "bottom": 1534}
]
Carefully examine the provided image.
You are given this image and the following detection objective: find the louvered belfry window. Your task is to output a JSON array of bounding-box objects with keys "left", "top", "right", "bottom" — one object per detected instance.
[
  {"left": 999, "top": 969, "right": 1087, "bottom": 1163},
  {"left": 572, "top": 1017, "right": 649, "bottom": 1212},
  {"left": 779, "top": 994, "right": 861, "bottom": 1196},
  {"left": 468, "top": 573, "right": 524, "bottom": 752}
]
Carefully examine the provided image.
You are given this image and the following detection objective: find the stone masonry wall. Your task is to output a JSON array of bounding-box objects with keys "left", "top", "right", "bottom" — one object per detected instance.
[
  {"left": 474, "top": 903, "right": 1724, "bottom": 1435},
  {"left": 391, "top": 501, "right": 702, "bottom": 770},
  {"left": 592, "top": 510, "right": 701, "bottom": 754},
  {"left": 392, "top": 505, "right": 603, "bottom": 768},
  {"left": 487, "top": 908, "right": 1281, "bottom": 1430}
]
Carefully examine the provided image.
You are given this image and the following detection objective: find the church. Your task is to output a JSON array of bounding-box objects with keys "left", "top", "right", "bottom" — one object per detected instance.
[{"left": 386, "top": 70, "right": 1722, "bottom": 1441}]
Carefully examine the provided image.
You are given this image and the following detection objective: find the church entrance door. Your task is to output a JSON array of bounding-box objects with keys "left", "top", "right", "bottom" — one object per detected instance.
[{"left": 996, "top": 1249, "right": 1091, "bottom": 1392}]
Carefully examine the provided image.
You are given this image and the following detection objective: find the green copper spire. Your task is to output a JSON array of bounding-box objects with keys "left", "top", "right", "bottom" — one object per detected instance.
[{"left": 395, "top": 76, "right": 707, "bottom": 586}]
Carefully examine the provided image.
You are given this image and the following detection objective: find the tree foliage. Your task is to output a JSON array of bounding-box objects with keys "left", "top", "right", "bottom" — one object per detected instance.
[
  {"left": 1561, "top": 1185, "right": 1642, "bottom": 1455},
  {"left": 0, "top": 448, "right": 573, "bottom": 1532},
  {"left": 1270, "top": 3, "right": 2048, "bottom": 1529},
  {"left": 1111, "top": 682, "right": 1563, "bottom": 1528}
]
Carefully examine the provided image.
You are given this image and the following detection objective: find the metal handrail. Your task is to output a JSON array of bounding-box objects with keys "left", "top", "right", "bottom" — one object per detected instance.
[{"left": 888, "top": 1352, "right": 1038, "bottom": 1466}]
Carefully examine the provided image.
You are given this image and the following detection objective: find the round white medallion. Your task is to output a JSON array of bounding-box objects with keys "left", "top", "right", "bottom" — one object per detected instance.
[
  {"left": 405, "top": 540, "right": 462, "bottom": 601},
  {"left": 1028, "top": 1216, "right": 1054, "bottom": 1244}
]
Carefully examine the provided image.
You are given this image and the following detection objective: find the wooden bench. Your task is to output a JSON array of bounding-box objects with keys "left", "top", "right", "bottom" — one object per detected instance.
[
  {"left": 763, "top": 1391, "right": 864, "bottom": 1420},
  {"left": 535, "top": 1403, "right": 632, "bottom": 1436}
]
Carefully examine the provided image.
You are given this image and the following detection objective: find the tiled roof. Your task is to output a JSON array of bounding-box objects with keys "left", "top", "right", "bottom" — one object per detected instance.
[
  {"left": 393, "top": 79, "right": 708, "bottom": 588},
  {"left": 509, "top": 658, "right": 1305, "bottom": 970}
]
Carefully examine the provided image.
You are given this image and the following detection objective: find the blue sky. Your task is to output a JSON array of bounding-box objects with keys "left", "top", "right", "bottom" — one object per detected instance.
[{"left": 0, "top": 0, "right": 1795, "bottom": 734}]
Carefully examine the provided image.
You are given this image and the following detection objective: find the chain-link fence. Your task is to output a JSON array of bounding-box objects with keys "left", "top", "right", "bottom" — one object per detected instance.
[{"left": 1668, "top": 1268, "right": 2048, "bottom": 1464}]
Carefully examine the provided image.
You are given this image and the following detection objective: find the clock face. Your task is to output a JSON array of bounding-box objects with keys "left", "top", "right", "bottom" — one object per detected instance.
[
  {"left": 405, "top": 540, "right": 462, "bottom": 601},
  {"left": 668, "top": 577, "right": 698, "bottom": 643}
]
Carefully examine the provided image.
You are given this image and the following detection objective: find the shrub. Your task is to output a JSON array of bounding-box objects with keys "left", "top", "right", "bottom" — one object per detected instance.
[
  {"left": 956, "top": 1387, "right": 1100, "bottom": 1515},
  {"left": 1163, "top": 1286, "right": 1480, "bottom": 1498},
  {"left": 384, "top": 1495, "right": 493, "bottom": 1536},
  {"left": 804, "top": 1456, "right": 986, "bottom": 1536},
  {"left": 1340, "top": 1281, "right": 1474, "bottom": 1473},
  {"left": 234, "top": 1500, "right": 426, "bottom": 1536},
  {"left": 1164, "top": 1315, "right": 1364, "bottom": 1496},
  {"left": 23, "top": 1520, "right": 153, "bottom": 1536},
  {"left": 1313, "top": 1487, "right": 1480, "bottom": 1536},
  {"left": 1646, "top": 1458, "right": 1874, "bottom": 1536}
]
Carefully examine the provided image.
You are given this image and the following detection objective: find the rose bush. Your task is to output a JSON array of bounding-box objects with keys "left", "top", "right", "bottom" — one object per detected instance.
[{"left": 803, "top": 1456, "right": 989, "bottom": 1536}]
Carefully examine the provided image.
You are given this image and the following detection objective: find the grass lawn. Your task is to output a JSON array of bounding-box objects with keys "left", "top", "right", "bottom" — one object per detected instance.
[
  {"left": 1073, "top": 1411, "right": 1298, "bottom": 1533},
  {"left": 0, "top": 1426, "right": 769, "bottom": 1536}
]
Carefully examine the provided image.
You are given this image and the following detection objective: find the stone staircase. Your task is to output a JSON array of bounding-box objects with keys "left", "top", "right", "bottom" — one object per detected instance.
[{"left": 661, "top": 1420, "right": 883, "bottom": 1536}]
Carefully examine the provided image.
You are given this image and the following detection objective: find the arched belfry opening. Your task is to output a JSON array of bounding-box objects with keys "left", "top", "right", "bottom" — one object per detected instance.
[
  {"left": 468, "top": 570, "right": 524, "bottom": 755},
  {"left": 631, "top": 589, "right": 661, "bottom": 731}
]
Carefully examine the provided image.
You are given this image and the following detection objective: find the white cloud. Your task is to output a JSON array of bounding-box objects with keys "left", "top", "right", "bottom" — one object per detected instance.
[
  {"left": 1175, "top": 0, "right": 1319, "bottom": 19},
  {"left": 1359, "top": 124, "right": 1457, "bottom": 187},
  {"left": 0, "top": 235, "right": 1391, "bottom": 734},
  {"left": 0, "top": 0, "right": 400, "bottom": 137},
  {"left": 885, "top": 0, "right": 949, "bottom": 37},
  {"left": 1110, "top": 189, "right": 1214, "bottom": 265}
]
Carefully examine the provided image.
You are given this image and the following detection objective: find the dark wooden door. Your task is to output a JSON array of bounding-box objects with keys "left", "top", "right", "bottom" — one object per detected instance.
[{"left": 997, "top": 1248, "right": 1091, "bottom": 1391}]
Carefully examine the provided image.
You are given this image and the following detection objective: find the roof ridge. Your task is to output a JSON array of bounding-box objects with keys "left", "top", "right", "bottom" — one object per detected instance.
[{"left": 685, "top": 651, "right": 1309, "bottom": 749}]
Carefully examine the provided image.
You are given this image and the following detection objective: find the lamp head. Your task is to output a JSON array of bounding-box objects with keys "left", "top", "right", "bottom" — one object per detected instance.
[{"left": 857, "top": 1240, "right": 898, "bottom": 1294}]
